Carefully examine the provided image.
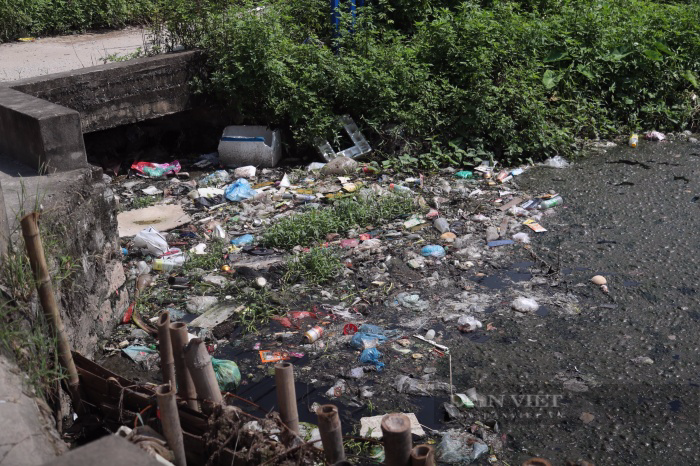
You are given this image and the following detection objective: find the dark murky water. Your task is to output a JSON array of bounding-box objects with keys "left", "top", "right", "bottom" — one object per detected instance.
[{"left": 480, "top": 139, "right": 700, "bottom": 464}]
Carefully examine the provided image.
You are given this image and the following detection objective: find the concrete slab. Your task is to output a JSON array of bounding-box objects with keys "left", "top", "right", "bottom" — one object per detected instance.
[
  {"left": 39, "top": 434, "right": 162, "bottom": 466},
  {"left": 0, "top": 354, "right": 65, "bottom": 466},
  {"left": 0, "top": 87, "right": 87, "bottom": 172}
]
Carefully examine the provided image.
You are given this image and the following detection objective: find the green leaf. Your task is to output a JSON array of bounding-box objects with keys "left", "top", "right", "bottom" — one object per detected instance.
[
  {"left": 654, "top": 41, "right": 673, "bottom": 55},
  {"left": 544, "top": 48, "right": 570, "bottom": 63},
  {"left": 576, "top": 64, "right": 594, "bottom": 81},
  {"left": 542, "top": 70, "right": 558, "bottom": 90},
  {"left": 607, "top": 47, "right": 634, "bottom": 62},
  {"left": 681, "top": 70, "right": 699, "bottom": 88},
  {"left": 643, "top": 49, "right": 663, "bottom": 61}
]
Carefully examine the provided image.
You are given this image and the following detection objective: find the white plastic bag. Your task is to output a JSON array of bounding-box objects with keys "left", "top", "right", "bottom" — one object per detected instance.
[{"left": 133, "top": 227, "right": 169, "bottom": 256}]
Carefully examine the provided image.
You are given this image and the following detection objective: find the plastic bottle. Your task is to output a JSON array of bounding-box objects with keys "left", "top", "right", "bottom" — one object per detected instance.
[
  {"left": 629, "top": 134, "right": 638, "bottom": 148},
  {"left": 152, "top": 254, "right": 186, "bottom": 272},
  {"left": 433, "top": 218, "right": 450, "bottom": 233},
  {"left": 389, "top": 183, "right": 414, "bottom": 194},
  {"left": 539, "top": 195, "right": 563, "bottom": 209}
]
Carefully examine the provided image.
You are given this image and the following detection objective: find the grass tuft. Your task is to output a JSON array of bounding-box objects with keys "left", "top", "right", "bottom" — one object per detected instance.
[
  {"left": 284, "top": 247, "right": 343, "bottom": 285},
  {"left": 264, "top": 193, "right": 416, "bottom": 249}
]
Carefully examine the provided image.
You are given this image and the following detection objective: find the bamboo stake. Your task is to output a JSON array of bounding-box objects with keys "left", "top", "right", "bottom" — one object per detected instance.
[
  {"left": 156, "top": 383, "right": 187, "bottom": 466},
  {"left": 274, "top": 362, "right": 299, "bottom": 434},
  {"left": 316, "top": 404, "right": 345, "bottom": 464},
  {"left": 157, "top": 311, "right": 176, "bottom": 387},
  {"left": 381, "top": 413, "right": 412, "bottom": 466},
  {"left": 169, "top": 322, "right": 199, "bottom": 411},
  {"left": 183, "top": 338, "right": 222, "bottom": 404},
  {"left": 410, "top": 444, "right": 435, "bottom": 466},
  {"left": 20, "top": 212, "right": 84, "bottom": 415}
]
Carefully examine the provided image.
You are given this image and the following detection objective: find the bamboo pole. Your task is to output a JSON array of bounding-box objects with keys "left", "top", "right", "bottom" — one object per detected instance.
[
  {"left": 381, "top": 413, "right": 412, "bottom": 466},
  {"left": 316, "top": 404, "right": 345, "bottom": 464},
  {"left": 157, "top": 311, "right": 176, "bottom": 387},
  {"left": 274, "top": 362, "right": 299, "bottom": 434},
  {"left": 20, "top": 212, "right": 84, "bottom": 415},
  {"left": 169, "top": 322, "right": 198, "bottom": 411},
  {"left": 410, "top": 444, "right": 435, "bottom": 466},
  {"left": 156, "top": 383, "right": 186, "bottom": 466},
  {"left": 183, "top": 338, "right": 222, "bottom": 404}
]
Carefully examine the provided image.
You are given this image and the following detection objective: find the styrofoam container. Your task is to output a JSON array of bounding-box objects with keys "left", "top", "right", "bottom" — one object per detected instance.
[{"left": 218, "top": 126, "right": 281, "bottom": 168}]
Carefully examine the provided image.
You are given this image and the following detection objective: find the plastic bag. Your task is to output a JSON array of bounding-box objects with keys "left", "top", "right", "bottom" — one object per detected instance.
[
  {"left": 421, "top": 245, "right": 446, "bottom": 258},
  {"left": 541, "top": 155, "right": 570, "bottom": 169},
  {"left": 211, "top": 358, "right": 241, "bottom": 391},
  {"left": 199, "top": 170, "right": 231, "bottom": 187},
  {"left": 224, "top": 179, "right": 257, "bottom": 202},
  {"left": 437, "top": 430, "right": 473, "bottom": 463},
  {"left": 359, "top": 348, "right": 384, "bottom": 371},
  {"left": 350, "top": 324, "right": 389, "bottom": 350},
  {"left": 131, "top": 161, "right": 181, "bottom": 177},
  {"left": 231, "top": 234, "right": 255, "bottom": 246},
  {"left": 350, "top": 333, "right": 384, "bottom": 350},
  {"left": 133, "top": 227, "right": 169, "bottom": 256},
  {"left": 395, "top": 375, "right": 451, "bottom": 396}
]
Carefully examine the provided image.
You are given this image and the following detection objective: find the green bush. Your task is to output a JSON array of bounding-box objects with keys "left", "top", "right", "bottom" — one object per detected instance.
[
  {"left": 153, "top": 0, "right": 699, "bottom": 167},
  {"left": 0, "top": 0, "right": 157, "bottom": 42}
]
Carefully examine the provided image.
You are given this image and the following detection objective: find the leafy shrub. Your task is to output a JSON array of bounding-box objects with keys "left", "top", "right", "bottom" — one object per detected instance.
[
  {"left": 0, "top": 0, "right": 157, "bottom": 42},
  {"left": 153, "top": 0, "right": 699, "bottom": 167}
]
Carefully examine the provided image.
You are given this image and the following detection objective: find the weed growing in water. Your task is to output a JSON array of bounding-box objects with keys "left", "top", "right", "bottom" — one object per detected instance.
[
  {"left": 284, "top": 247, "right": 343, "bottom": 285},
  {"left": 264, "top": 193, "right": 416, "bottom": 249},
  {"left": 185, "top": 239, "right": 227, "bottom": 272}
]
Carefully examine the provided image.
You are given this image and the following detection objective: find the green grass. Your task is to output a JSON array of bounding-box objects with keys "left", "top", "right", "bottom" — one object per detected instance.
[
  {"left": 263, "top": 193, "right": 416, "bottom": 249},
  {"left": 131, "top": 195, "right": 160, "bottom": 209},
  {"left": 284, "top": 247, "right": 343, "bottom": 285},
  {"left": 0, "top": 302, "right": 65, "bottom": 399},
  {"left": 184, "top": 239, "right": 226, "bottom": 272}
]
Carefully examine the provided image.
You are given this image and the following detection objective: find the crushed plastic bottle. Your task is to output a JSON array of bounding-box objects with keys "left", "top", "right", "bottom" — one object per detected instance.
[
  {"left": 539, "top": 195, "right": 563, "bottom": 209},
  {"left": 199, "top": 170, "right": 231, "bottom": 187}
]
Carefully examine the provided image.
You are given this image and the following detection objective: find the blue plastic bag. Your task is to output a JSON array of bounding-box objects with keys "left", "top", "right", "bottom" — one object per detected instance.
[
  {"left": 224, "top": 179, "right": 256, "bottom": 202},
  {"left": 421, "top": 244, "right": 446, "bottom": 258},
  {"left": 358, "top": 324, "right": 385, "bottom": 335},
  {"left": 359, "top": 348, "right": 384, "bottom": 371},
  {"left": 231, "top": 234, "right": 255, "bottom": 246},
  {"left": 350, "top": 332, "right": 387, "bottom": 350}
]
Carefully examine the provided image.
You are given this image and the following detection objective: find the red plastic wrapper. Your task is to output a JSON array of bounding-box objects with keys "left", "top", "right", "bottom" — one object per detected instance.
[
  {"left": 122, "top": 302, "right": 135, "bottom": 324},
  {"left": 131, "top": 161, "right": 181, "bottom": 177},
  {"left": 288, "top": 311, "right": 316, "bottom": 319}
]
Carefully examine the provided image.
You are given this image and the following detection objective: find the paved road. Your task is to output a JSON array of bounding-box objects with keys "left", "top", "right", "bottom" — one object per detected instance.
[{"left": 0, "top": 28, "right": 147, "bottom": 82}]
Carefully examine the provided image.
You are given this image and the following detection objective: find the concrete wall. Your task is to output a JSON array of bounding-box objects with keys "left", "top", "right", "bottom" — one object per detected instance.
[
  {"left": 0, "top": 88, "right": 86, "bottom": 173},
  {"left": 11, "top": 51, "right": 201, "bottom": 133},
  {"left": 0, "top": 51, "right": 201, "bottom": 173}
]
